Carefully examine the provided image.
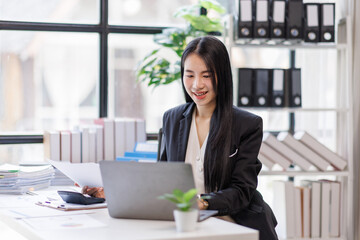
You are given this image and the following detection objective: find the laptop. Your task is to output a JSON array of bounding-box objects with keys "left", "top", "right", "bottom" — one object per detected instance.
[{"left": 99, "top": 161, "right": 217, "bottom": 221}]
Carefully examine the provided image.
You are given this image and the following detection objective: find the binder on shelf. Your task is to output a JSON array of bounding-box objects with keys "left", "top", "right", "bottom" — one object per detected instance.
[
  {"left": 60, "top": 131, "right": 71, "bottom": 162},
  {"left": 286, "top": 0, "right": 303, "bottom": 40},
  {"left": 136, "top": 119, "right": 147, "bottom": 143},
  {"left": 277, "top": 132, "right": 331, "bottom": 171},
  {"left": 301, "top": 180, "right": 321, "bottom": 238},
  {"left": 81, "top": 127, "right": 90, "bottom": 163},
  {"left": 294, "top": 187, "right": 302, "bottom": 238},
  {"left": 304, "top": 3, "right": 320, "bottom": 42},
  {"left": 254, "top": 69, "right": 270, "bottom": 107},
  {"left": 294, "top": 131, "right": 347, "bottom": 170},
  {"left": 94, "top": 118, "right": 115, "bottom": 161},
  {"left": 320, "top": 3, "right": 335, "bottom": 42},
  {"left": 259, "top": 142, "right": 292, "bottom": 170},
  {"left": 330, "top": 181, "right": 341, "bottom": 237},
  {"left": 88, "top": 130, "right": 96, "bottom": 163},
  {"left": 238, "top": 68, "right": 254, "bottom": 107},
  {"left": 44, "top": 131, "right": 60, "bottom": 161},
  {"left": 320, "top": 180, "right": 331, "bottom": 238},
  {"left": 270, "top": 0, "right": 286, "bottom": 39},
  {"left": 95, "top": 126, "right": 104, "bottom": 163},
  {"left": 301, "top": 186, "right": 311, "bottom": 238},
  {"left": 263, "top": 132, "right": 313, "bottom": 171},
  {"left": 238, "top": 0, "right": 254, "bottom": 39},
  {"left": 125, "top": 119, "right": 136, "bottom": 152},
  {"left": 114, "top": 119, "right": 126, "bottom": 159},
  {"left": 271, "top": 69, "right": 285, "bottom": 107},
  {"left": 273, "top": 180, "right": 295, "bottom": 238},
  {"left": 71, "top": 130, "right": 81, "bottom": 164},
  {"left": 254, "top": 0, "right": 270, "bottom": 39},
  {"left": 285, "top": 68, "right": 302, "bottom": 107}
]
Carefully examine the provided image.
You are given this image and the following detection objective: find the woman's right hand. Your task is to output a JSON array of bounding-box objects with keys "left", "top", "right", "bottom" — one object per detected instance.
[
  {"left": 82, "top": 186, "right": 105, "bottom": 198},
  {"left": 75, "top": 183, "right": 105, "bottom": 198}
]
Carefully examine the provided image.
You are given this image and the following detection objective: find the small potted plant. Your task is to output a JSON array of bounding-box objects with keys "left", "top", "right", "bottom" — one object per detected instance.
[{"left": 159, "top": 188, "right": 198, "bottom": 232}]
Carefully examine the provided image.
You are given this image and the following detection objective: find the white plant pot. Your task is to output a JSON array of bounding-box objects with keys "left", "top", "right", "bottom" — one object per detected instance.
[{"left": 173, "top": 209, "right": 199, "bottom": 232}]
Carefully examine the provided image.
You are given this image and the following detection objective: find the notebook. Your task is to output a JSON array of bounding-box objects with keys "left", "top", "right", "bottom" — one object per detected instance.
[{"left": 99, "top": 161, "right": 217, "bottom": 221}]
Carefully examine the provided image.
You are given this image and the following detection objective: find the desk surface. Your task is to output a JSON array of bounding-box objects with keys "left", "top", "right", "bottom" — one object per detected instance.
[{"left": 0, "top": 187, "right": 258, "bottom": 240}]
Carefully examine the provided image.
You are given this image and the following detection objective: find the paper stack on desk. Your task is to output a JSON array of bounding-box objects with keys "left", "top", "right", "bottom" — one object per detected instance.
[{"left": 0, "top": 164, "right": 54, "bottom": 194}]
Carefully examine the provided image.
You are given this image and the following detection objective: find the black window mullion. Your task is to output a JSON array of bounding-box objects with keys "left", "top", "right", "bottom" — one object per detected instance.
[{"left": 99, "top": 0, "right": 108, "bottom": 118}]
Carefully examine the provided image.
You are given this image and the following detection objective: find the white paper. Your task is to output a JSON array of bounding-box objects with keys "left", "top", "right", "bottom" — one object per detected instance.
[
  {"left": 48, "top": 160, "right": 103, "bottom": 187},
  {"left": 22, "top": 214, "right": 105, "bottom": 230},
  {"left": 273, "top": 69, "right": 284, "bottom": 91},
  {"left": 256, "top": 0, "right": 268, "bottom": 22},
  {"left": 307, "top": 5, "right": 319, "bottom": 27},
  {"left": 273, "top": 1, "right": 285, "bottom": 23},
  {"left": 323, "top": 4, "right": 334, "bottom": 26},
  {"left": 240, "top": 0, "right": 252, "bottom": 22}
]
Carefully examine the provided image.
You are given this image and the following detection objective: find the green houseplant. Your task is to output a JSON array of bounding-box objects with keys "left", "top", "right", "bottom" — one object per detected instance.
[
  {"left": 159, "top": 188, "right": 198, "bottom": 232},
  {"left": 136, "top": 0, "right": 225, "bottom": 88}
]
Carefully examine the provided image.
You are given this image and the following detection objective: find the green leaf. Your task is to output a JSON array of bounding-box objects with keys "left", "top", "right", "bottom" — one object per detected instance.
[
  {"left": 183, "top": 188, "right": 198, "bottom": 203},
  {"left": 173, "top": 189, "right": 184, "bottom": 202},
  {"left": 158, "top": 194, "right": 181, "bottom": 204},
  {"left": 177, "top": 203, "right": 191, "bottom": 212},
  {"left": 200, "top": 0, "right": 226, "bottom": 14}
]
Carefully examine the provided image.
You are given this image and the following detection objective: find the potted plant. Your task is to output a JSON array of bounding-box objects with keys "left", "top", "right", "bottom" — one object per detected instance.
[
  {"left": 136, "top": 0, "right": 225, "bottom": 88},
  {"left": 159, "top": 188, "right": 199, "bottom": 232}
]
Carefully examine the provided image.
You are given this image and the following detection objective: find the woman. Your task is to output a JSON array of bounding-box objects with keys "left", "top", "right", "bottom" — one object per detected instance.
[{"left": 159, "top": 36, "right": 278, "bottom": 240}]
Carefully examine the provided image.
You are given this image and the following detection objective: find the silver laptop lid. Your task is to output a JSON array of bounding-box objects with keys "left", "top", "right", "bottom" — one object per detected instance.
[{"left": 99, "top": 161, "right": 196, "bottom": 220}]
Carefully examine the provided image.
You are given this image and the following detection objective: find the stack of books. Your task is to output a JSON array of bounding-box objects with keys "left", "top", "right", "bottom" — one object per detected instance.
[
  {"left": 44, "top": 118, "right": 147, "bottom": 163},
  {"left": 259, "top": 131, "right": 347, "bottom": 171},
  {"left": 273, "top": 179, "right": 341, "bottom": 239},
  {"left": 0, "top": 164, "right": 54, "bottom": 194}
]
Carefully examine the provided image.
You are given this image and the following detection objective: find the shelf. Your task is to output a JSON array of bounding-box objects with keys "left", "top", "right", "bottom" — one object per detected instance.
[
  {"left": 260, "top": 171, "right": 349, "bottom": 177},
  {"left": 238, "top": 107, "right": 349, "bottom": 113},
  {"left": 232, "top": 39, "right": 342, "bottom": 50}
]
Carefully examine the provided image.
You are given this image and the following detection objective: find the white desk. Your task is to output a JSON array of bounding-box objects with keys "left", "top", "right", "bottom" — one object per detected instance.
[{"left": 0, "top": 188, "right": 258, "bottom": 240}]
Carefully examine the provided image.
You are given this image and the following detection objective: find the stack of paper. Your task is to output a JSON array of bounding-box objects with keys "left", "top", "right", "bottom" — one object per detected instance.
[{"left": 0, "top": 164, "right": 54, "bottom": 194}]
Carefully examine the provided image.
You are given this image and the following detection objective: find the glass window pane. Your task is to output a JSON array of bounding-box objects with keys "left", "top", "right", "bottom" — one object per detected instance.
[
  {"left": 108, "top": 34, "right": 185, "bottom": 133},
  {"left": 0, "top": 0, "right": 100, "bottom": 24},
  {"left": 0, "top": 31, "right": 99, "bottom": 132},
  {"left": 109, "top": 0, "right": 197, "bottom": 27},
  {"left": 0, "top": 144, "right": 43, "bottom": 165}
]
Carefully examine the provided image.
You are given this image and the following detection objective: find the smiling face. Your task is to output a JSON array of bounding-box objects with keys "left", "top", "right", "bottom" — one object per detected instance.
[{"left": 183, "top": 53, "right": 217, "bottom": 111}]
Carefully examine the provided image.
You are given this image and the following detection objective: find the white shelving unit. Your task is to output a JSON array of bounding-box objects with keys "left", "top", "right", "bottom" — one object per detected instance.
[{"left": 224, "top": 10, "right": 354, "bottom": 240}]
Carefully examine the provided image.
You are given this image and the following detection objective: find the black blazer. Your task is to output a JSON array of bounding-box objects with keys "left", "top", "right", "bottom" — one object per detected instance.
[{"left": 160, "top": 102, "right": 278, "bottom": 240}]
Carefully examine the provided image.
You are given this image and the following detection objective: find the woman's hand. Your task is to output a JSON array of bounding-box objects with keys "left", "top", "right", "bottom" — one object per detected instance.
[
  {"left": 82, "top": 186, "right": 105, "bottom": 198},
  {"left": 74, "top": 183, "right": 105, "bottom": 198},
  {"left": 197, "top": 198, "right": 209, "bottom": 210}
]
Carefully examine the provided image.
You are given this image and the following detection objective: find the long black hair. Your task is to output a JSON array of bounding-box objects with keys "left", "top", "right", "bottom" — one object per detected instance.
[{"left": 181, "top": 36, "right": 233, "bottom": 193}]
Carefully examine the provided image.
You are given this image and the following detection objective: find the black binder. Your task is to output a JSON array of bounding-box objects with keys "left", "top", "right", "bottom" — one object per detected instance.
[
  {"left": 271, "top": 69, "right": 285, "bottom": 107},
  {"left": 270, "top": 0, "right": 286, "bottom": 39},
  {"left": 286, "top": 0, "right": 304, "bottom": 40},
  {"left": 285, "top": 68, "right": 302, "bottom": 107},
  {"left": 320, "top": 3, "right": 335, "bottom": 42},
  {"left": 254, "top": 0, "right": 270, "bottom": 39},
  {"left": 304, "top": 3, "right": 320, "bottom": 42},
  {"left": 238, "top": 68, "right": 254, "bottom": 107},
  {"left": 238, "top": 0, "right": 254, "bottom": 39},
  {"left": 254, "top": 69, "right": 270, "bottom": 107}
]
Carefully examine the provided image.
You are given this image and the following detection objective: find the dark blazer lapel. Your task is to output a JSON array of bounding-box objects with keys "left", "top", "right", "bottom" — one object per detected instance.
[{"left": 177, "top": 102, "right": 195, "bottom": 162}]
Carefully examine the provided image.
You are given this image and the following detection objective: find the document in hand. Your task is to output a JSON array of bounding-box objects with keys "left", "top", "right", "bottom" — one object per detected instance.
[{"left": 47, "top": 160, "right": 102, "bottom": 188}]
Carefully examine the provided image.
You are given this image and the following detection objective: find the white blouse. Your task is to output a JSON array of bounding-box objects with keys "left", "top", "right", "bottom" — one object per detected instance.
[{"left": 184, "top": 109, "right": 208, "bottom": 194}]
